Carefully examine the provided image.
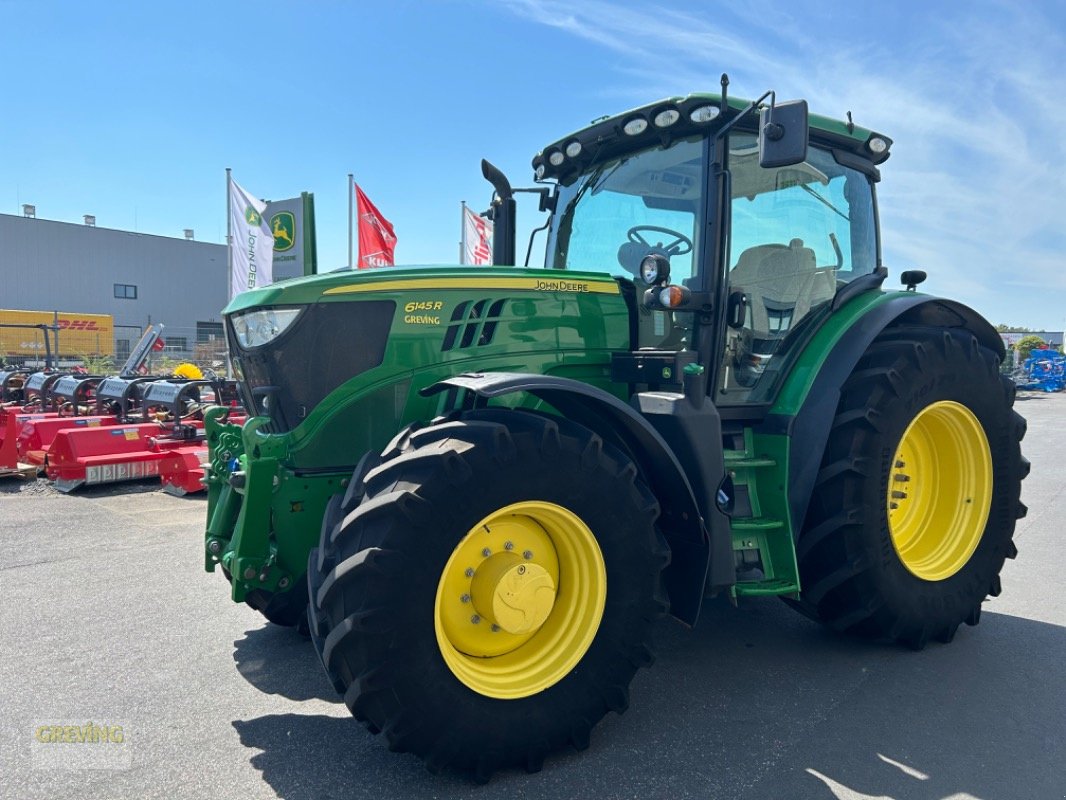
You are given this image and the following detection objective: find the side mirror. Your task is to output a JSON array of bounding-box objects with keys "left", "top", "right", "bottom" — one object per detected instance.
[
  {"left": 759, "top": 100, "right": 809, "bottom": 168},
  {"left": 900, "top": 270, "right": 927, "bottom": 291},
  {"left": 726, "top": 291, "right": 748, "bottom": 329}
]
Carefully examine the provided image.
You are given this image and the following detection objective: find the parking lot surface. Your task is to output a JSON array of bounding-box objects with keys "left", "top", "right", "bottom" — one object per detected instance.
[{"left": 2, "top": 392, "right": 1063, "bottom": 799}]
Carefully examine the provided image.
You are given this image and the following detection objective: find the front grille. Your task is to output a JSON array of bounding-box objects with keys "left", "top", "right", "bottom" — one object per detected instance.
[{"left": 229, "top": 300, "right": 395, "bottom": 431}]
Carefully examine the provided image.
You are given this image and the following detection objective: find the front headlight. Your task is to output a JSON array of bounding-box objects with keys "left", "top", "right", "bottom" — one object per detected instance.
[{"left": 231, "top": 307, "right": 302, "bottom": 349}]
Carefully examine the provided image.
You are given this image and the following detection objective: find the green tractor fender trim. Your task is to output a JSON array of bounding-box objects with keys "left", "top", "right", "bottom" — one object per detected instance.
[
  {"left": 768, "top": 291, "right": 1006, "bottom": 539},
  {"left": 421, "top": 371, "right": 732, "bottom": 625}
]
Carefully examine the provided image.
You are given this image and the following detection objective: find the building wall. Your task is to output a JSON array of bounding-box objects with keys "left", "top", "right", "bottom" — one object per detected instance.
[{"left": 0, "top": 212, "right": 228, "bottom": 359}]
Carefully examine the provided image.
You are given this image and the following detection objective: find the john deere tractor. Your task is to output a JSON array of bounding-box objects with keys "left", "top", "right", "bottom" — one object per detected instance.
[{"left": 204, "top": 81, "right": 1027, "bottom": 778}]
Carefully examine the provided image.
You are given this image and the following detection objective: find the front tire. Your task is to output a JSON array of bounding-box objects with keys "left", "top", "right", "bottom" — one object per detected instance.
[
  {"left": 307, "top": 409, "right": 669, "bottom": 778},
  {"left": 794, "top": 326, "right": 1027, "bottom": 648}
]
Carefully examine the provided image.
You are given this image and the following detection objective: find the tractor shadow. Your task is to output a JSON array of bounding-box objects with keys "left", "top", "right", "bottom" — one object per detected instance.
[
  {"left": 232, "top": 624, "right": 338, "bottom": 703},
  {"left": 1014, "top": 391, "right": 1056, "bottom": 402},
  {"left": 231, "top": 600, "right": 1066, "bottom": 799}
]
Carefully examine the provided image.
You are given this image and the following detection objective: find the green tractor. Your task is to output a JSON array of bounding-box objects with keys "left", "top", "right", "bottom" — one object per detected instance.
[{"left": 204, "top": 80, "right": 1028, "bottom": 778}]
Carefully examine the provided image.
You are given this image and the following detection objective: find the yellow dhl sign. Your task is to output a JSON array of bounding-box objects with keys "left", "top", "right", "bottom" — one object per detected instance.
[{"left": 0, "top": 309, "right": 114, "bottom": 357}]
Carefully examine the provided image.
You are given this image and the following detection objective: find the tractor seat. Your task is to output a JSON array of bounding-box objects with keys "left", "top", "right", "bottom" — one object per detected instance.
[{"left": 730, "top": 239, "right": 836, "bottom": 343}]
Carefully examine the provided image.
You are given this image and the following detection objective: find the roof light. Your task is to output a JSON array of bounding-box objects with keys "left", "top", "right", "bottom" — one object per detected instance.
[
  {"left": 623, "top": 117, "right": 648, "bottom": 136},
  {"left": 689, "top": 105, "right": 721, "bottom": 123},
  {"left": 548, "top": 150, "right": 565, "bottom": 166},
  {"left": 565, "top": 140, "right": 582, "bottom": 158},
  {"left": 868, "top": 136, "right": 889, "bottom": 154},
  {"left": 653, "top": 108, "right": 680, "bottom": 128}
]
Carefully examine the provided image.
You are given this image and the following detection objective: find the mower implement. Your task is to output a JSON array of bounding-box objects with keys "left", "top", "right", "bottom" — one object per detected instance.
[
  {"left": 19, "top": 371, "right": 69, "bottom": 411},
  {"left": 0, "top": 368, "right": 30, "bottom": 405},
  {"left": 48, "top": 374, "right": 104, "bottom": 416},
  {"left": 12, "top": 375, "right": 178, "bottom": 469},
  {"left": 205, "top": 83, "right": 1027, "bottom": 777},
  {"left": 43, "top": 378, "right": 242, "bottom": 492},
  {"left": 0, "top": 410, "right": 49, "bottom": 476}
]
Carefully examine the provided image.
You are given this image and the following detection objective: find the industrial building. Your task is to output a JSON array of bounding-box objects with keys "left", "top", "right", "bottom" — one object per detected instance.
[{"left": 0, "top": 210, "right": 228, "bottom": 363}]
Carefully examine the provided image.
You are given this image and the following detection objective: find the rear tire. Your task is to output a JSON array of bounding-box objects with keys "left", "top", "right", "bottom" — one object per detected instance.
[
  {"left": 307, "top": 409, "right": 669, "bottom": 778},
  {"left": 793, "top": 326, "right": 1027, "bottom": 648}
]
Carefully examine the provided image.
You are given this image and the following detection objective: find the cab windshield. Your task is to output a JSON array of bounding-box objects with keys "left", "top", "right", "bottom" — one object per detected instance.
[{"left": 545, "top": 135, "right": 705, "bottom": 284}]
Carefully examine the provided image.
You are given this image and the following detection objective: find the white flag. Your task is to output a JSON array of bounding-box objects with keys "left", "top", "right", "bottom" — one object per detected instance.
[
  {"left": 462, "top": 205, "right": 493, "bottom": 266},
  {"left": 229, "top": 178, "right": 274, "bottom": 298}
]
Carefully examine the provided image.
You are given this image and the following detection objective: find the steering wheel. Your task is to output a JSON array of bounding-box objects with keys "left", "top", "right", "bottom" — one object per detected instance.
[{"left": 627, "top": 225, "right": 693, "bottom": 257}]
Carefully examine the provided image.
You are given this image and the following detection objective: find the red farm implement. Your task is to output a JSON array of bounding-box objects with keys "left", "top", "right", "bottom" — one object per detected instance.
[{"left": 44, "top": 379, "right": 243, "bottom": 493}]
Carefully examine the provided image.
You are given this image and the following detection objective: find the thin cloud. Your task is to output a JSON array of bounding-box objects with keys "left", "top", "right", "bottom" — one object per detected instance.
[{"left": 510, "top": 0, "right": 1066, "bottom": 328}]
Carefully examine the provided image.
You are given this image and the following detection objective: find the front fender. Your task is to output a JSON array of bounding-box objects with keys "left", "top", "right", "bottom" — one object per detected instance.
[{"left": 422, "top": 371, "right": 729, "bottom": 625}]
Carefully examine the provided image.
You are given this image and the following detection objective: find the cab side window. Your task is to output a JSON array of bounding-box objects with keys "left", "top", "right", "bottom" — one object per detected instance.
[{"left": 719, "top": 135, "right": 877, "bottom": 403}]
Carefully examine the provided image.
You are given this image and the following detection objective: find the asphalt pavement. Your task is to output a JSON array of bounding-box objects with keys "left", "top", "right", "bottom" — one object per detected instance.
[{"left": 2, "top": 391, "right": 1063, "bottom": 800}]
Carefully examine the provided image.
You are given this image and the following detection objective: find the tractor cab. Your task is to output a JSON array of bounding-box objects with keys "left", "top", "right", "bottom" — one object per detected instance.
[{"left": 514, "top": 87, "right": 890, "bottom": 410}]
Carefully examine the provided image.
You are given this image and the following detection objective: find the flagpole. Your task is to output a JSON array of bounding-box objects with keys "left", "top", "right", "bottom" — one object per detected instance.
[
  {"left": 225, "top": 167, "right": 233, "bottom": 378},
  {"left": 347, "top": 173, "right": 354, "bottom": 269},
  {"left": 459, "top": 200, "right": 467, "bottom": 265},
  {"left": 226, "top": 168, "right": 233, "bottom": 300}
]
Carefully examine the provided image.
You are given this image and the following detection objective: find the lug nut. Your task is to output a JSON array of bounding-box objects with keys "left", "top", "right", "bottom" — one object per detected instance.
[
  {"left": 491, "top": 624, "right": 500, "bottom": 632},
  {"left": 465, "top": 568, "right": 474, "bottom": 577},
  {"left": 207, "top": 539, "right": 222, "bottom": 555},
  {"left": 460, "top": 593, "right": 471, "bottom": 603},
  {"left": 504, "top": 541, "right": 514, "bottom": 551},
  {"left": 523, "top": 550, "right": 533, "bottom": 560},
  {"left": 471, "top": 614, "right": 481, "bottom": 624},
  {"left": 481, "top": 547, "right": 491, "bottom": 557}
]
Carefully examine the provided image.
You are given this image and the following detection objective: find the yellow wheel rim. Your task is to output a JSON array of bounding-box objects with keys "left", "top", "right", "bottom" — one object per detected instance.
[
  {"left": 887, "top": 400, "right": 992, "bottom": 581},
  {"left": 434, "top": 501, "right": 606, "bottom": 699}
]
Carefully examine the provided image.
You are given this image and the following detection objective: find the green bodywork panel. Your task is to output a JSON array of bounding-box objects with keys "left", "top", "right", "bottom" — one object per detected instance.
[
  {"left": 205, "top": 267, "right": 631, "bottom": 600},
  {"left": 725, "top": 290, "right": 914, "bottom": 596}
]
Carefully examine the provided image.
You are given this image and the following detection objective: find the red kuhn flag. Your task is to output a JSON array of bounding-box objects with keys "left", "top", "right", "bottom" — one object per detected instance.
[
  {"left": 355, "top": 184, "right": 396, "bottom": 268},
  {"left": 462, "top": 204, "right": 493, "bottom": 266}
]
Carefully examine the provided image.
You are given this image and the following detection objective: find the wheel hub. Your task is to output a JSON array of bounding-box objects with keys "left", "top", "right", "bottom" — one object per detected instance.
[
  {"left": 434, "top": 501, "right": 606, "bottom": 699},
  {"left": 887, "top": 400, "right": 992, "bottom": 581},
  {"left": 471, "top": 553, "right": 556, "bottom": 635}
]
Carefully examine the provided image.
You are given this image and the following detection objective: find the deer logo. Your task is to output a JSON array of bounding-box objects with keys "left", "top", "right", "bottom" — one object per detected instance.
[{"left": 270, "top": 211, "right": 296, "bottom": 252}]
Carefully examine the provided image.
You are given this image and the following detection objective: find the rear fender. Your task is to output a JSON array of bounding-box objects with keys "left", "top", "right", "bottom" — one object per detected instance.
[{"left": 766, "top": 295, "right": 1003, "bottom": 537}]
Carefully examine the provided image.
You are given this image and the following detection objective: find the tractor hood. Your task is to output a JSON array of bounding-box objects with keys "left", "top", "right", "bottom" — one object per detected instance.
[
  {"left": 223, "top": 265, "right": 621, "bottom": 314},
  {"left": 223, "top": 264, "right": 630, "bottom": 433}
]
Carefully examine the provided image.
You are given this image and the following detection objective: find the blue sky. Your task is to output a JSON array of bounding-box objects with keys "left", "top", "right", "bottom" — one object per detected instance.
[{"left": 2, "top": 0, "right": 1064, "bottom": 329}]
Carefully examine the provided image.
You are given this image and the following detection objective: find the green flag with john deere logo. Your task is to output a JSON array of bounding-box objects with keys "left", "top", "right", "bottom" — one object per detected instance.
[{"left": 263, "top": 193, "right": 318, "bottom": 279}]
